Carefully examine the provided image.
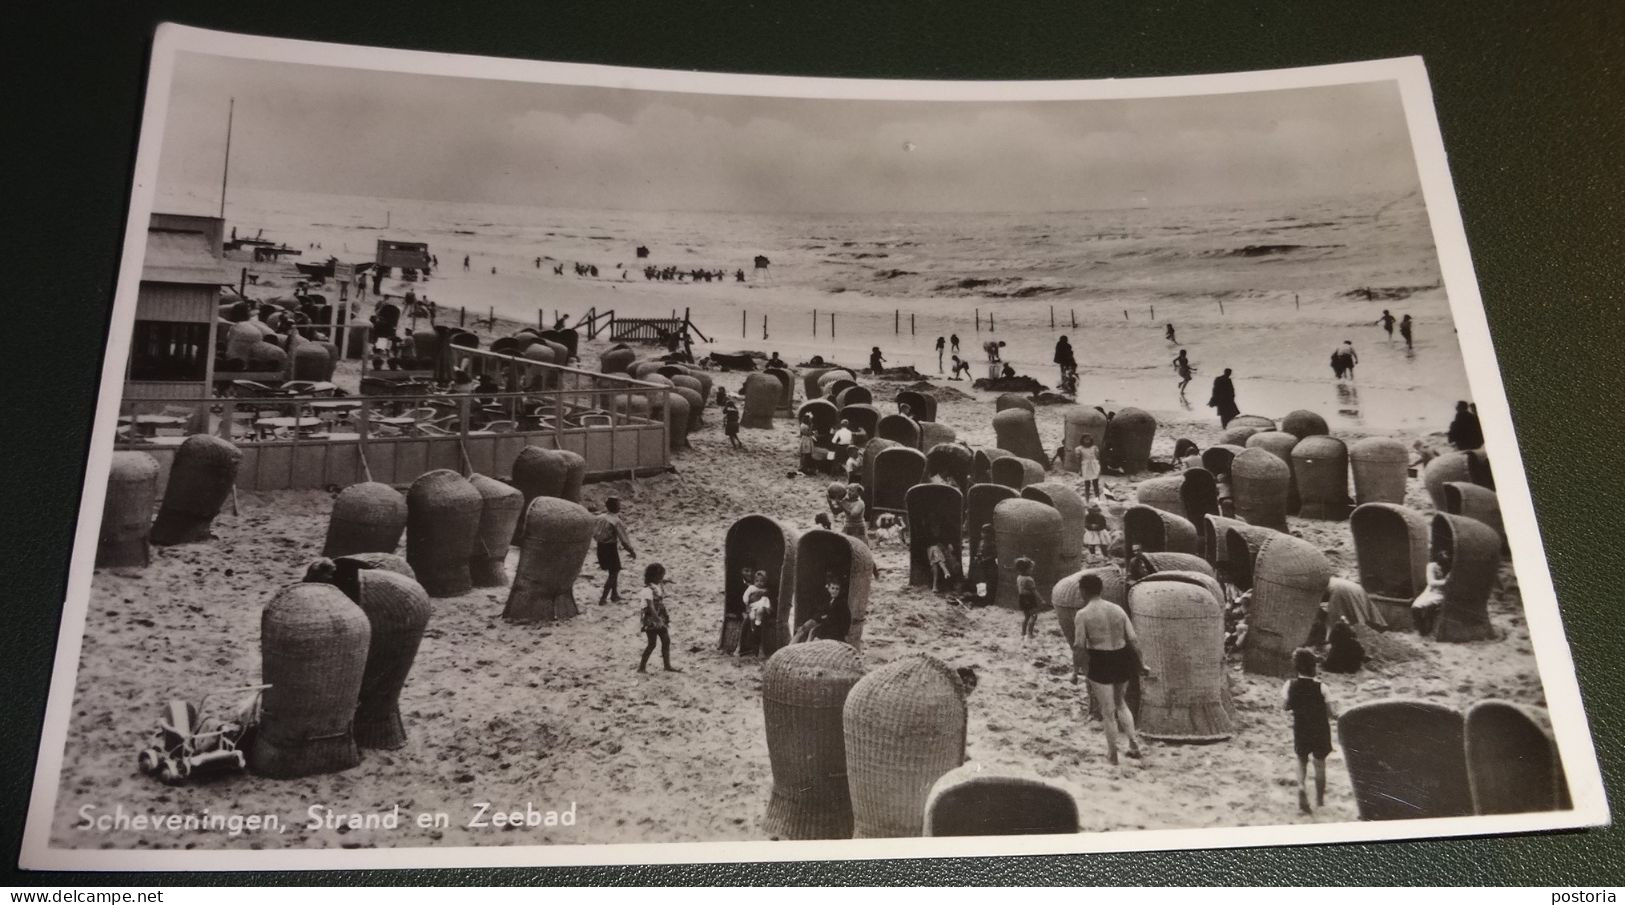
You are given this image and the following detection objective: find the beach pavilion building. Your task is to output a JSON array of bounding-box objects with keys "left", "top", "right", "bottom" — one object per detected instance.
[{"left": 124, "top": 213, "right": 227, "bottom": 401}]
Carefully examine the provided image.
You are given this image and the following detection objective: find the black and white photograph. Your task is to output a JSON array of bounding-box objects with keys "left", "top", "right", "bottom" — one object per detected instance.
[{"left": 20, "top": 25, "right": 1607, "bottom": 870}]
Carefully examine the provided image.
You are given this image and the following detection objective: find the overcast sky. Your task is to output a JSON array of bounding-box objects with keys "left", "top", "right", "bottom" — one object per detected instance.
[{"left": 157, "top": 52, "right": 1422, "bottom": 214}]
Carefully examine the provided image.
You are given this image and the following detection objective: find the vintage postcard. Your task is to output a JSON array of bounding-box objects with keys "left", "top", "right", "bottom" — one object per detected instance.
[{"left": 20, "top": 23, "right": 1607, "bottom": 871}]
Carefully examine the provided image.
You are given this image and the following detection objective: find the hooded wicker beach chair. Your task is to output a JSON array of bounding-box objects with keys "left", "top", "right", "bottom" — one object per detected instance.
[
  {"left": 1061, "top": 406, "right": 1109, "bottom": 472},
  {"left": 292, "top": 343, "right": 331, "bottom": 381},
  {"left": 1021, "top": 482, "right": 1088, "bottom": 577},
  {"left": 993, "top": 499, "right": 1062, "bottom": 609},
  {"left": 797, "top": 399, "right": 839, "bottom": 439},
  {"left": 1129, "top": 552, "right": 1216, "bottom": 582},
  {"left": 908, "top": 483, "right": 964, "bottom": 587},
  {"left": 1200, "top": 444, "right": 1244, "bottom": 481},
  {"left": 1350, "top": 502, "right": 1428, "bottom": 630},
  {"left": 1242, "top": 533, "right": 1332, "bottom": 676},
  {"left": 1230, "top": 447, "right": 1291, "bottom": 531},
  {"left": 840, "top": 404, "right": 882, "bottom": 442},
  {"left": 992, "top": 407, "right": 1047, "bottom": 463},
  {"left": 844, "top": 654, "right": 968, "bottom": 838},
  {"left": 823, "top": 378, "right": 859, "bottom": 403},
  {"left": 1122, "top": 505, "right": 1199, "bottom": 559},
  {"left": 1429, "top": 512, "right": 1501, "bottom": 642},
  {"left": 995, "top": 393, "right": 1036, "bottom": 413},
  {"left": 674, "top": 386, "right": 706, "bottom": 432},
  {"left": 926, "top": 443, "right": 973, "bottom": 492},
  {"left": 765, "top": 367, "right": 795, "bottom": 412},
  {"left": 1129, "top": 577, "right": 1232, "bottom": 741},
  {"left": 671, "top": 373, "right": 705, "bottom": 403},
  {"left": 796, "top": 367, "right": 834, "bottom": 399},
  {"left": 97, "top": 452, "right": 160, "bottom": 568},
  {"left": 924, "top": 764, "right": 1080, "bottom": 836},
  {"left": 897, "top": 390, "right": 937, "bottom": 422},
  {"left": 1180, "top": 468, "right": 1221, "bottom": 542},
  {"left": 1217, "top": 425, "right": 1261, "bottom": 447},
  {"left": 794, "top": 529, "right": 874, "bottom": 650},
  {"left": 1134, "top": 474, "right": 1186, "bottom": 518},
  {"left": 1338, "top": 699, "right": 1473, "bottom": 820},
  {"left": 252, "top": 582, "right": 370, "bottom": 778},
  {"left": 860, "top": 438, "right": 901, "bottom": 512},
  {"left": 149, "top": 435, "right": 241, "bottom": 546},
  {"left": 965, "top": 483, "right": 1018, "bottom": 563},
  {"left": 742, "top": 373, "right": 781, "bottom": 429},
  {"left": 502, "top": 497, "right": 595, "bottom": 622},
  {"left": 877, "top": 413, "right": 922, "bottom": 449},
  {"left": 1465, "top": 700, "right": 1571, "bottom": 815},
  {"left": 1246, "top": 430, "right": 1301, "bottom": 515},
  {"left": 918, "top": 421, "right": 957, "bottom": 451},
  {"left": 723, "top": 515, "right": 801, "bottom": 656},
  {"left": 989, "top": 456, "right": 1028, "bottom": 490},
  {"left": 1230, "top": 414, "right": 1277, "bottom": 432},
  {"left": 874, "top": 447, "right": 927, "bottom": 515},
  {"left": 467, "top": 474, "right": 523, "bottom": 587},
  {"left": 349, "top": 568, "right": 432, "bottom": 750},
  {"left": 1422, "top": 450, "right": 1476, "bottom": 509},
  {"left": 1221, "top": 523, "right": 1278, "bottom": 591},
  {"left": 972, "top": 447, "right": 1015, "bottom": 485},
  {"left": 837, "top": 385, "right": 873, "bottom": 409},
  {"left": 335, "top": 552, "right": 415, "bottom": 581},
  {"left": 1104, "top": 407, "right": 1157, "bottom": 475},
  {"left": 323, "top": 481, "right": 408, "bottom": 559},
  {"left": 404, "top": 470, "right": 482, "bottom": 597},
  {"left": 1444, "top": 482, "right": 1504, "bottom": 546},
  {"left": 1292, "top": 435, "right": 1352, "bottom": 520},
  {"left": 761, "top": 640, "right": 866, "bottom": 839},
  {"left": 1280, "top": 409, "right": 1329, "bottom": 440},
  {"left": 655, "top": 392, "right": 691, "bottom": 450},
  {"left": 1348, "top": 437, "right": 1410, "bottom": 505}
]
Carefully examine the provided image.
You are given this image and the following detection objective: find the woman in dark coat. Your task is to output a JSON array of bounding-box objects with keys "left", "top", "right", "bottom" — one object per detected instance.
[{"left": 1207, "top": 368, "right": 1240, "bottom": 427}]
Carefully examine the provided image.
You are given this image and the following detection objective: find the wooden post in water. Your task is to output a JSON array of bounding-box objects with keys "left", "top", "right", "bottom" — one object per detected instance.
[
  {"left": 1122, "top": 309, "right": 1129, "bottom": 321},
  {"left": 975, "top": 308, "right": 980, "bottom": 332},
  {"left": 895, "top": 310, "right": 899, "bottom": 334},
  {"left": 763, "top": 315, "right": 768, "bottom": 341},
  {"left": 1070, "top": 309, "right": 1077, "bottom": 328},
  {"left": 488, "top": 306, "right": 494, "bottom": 331},
  {"left": 459, "top": 307, "right": 466, "bottom": 328},
  {"left": 830, "top": 312, "right": 835, "bottom": 338},
  {"left": 990, "top": 312, "right": 995, "bottom": 332},
  {"left": 910, "top": 313, "right": 915, "bottom": 335},
  {"left": 1295, "top": 293, "right": 1300, "bottom": 310},
  {"left": 1050, "top": 306, "right": 1055, "bottom": 328},
  {"left": 1151, "top": 305, "right": 1156, "bottom": 321},
  {"left": 742, "top": 310, "right": 747, "bottom": 338},
  {"left": 1219, "top": 299, "right": 1226, "bottom": 315},
  {"left": 813, "top": 309, "right": 817, "bottom": 337}
]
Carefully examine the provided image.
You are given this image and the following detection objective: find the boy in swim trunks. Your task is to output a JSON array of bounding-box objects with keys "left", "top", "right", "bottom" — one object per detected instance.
[{"left": 1074, "top": 573, "right": 1145, "bottom": 764}]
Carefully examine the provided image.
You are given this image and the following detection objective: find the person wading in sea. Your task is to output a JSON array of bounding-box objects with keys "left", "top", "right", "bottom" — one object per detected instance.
[
  {"left": 1376, "top": 309, "right": 1396, "bottom": 340},
  {"left": 1172, "top": 349, "right": 1196, "bottom": 396}
]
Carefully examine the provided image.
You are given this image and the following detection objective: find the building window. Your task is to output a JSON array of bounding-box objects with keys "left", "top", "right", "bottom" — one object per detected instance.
[{"left": 128, "top": 320, "right": 210, "bottom": 381}]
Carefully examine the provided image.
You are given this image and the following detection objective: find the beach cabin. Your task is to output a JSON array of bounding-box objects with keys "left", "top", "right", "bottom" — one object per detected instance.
[
  {"left": 124, "top": 213, "right": 227, "bottom": 401},
  {"left": 376, "top": 239, "right": 431, "bottom": 278}
]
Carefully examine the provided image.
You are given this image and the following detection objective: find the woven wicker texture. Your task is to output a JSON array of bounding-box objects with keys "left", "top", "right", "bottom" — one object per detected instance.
[
  {"left": 404, "top": 470, "right": 481, "bottom": 597},
  {"left": 225, "top": 321, "right": 261, "bottom": 360},
  {"left": 1130, "top": 552, "right": 1216, "bottom": 582},
  {"left": 674, "top": 386, "right": 706, "bottom": 432},
  {"left": 793, "top": 529, "right": 874, "bottom": 650},
  {"left": 972, "top": 447, "right": 1015, "bottom": 484},
  {"left": 874, "top": 447, "right": 926, "bottom": 514},
  {"left": 741, "top": 373, "right": 781, "bottom": 429},
  {"left": 993, "top": 498, "right": 1063, "bottom": 609},
  {"left": 408, "top": 329, "right": 440, "bottom": 362},
  {"left": 1200, "top": 444, "right": 1244, "bottom": 478},
  {"left": 989, "top": 456, "right": 1028, "bottom": 490},
  {"left": 1180, "top": 469, "right": 1221, "bottom": 539},
  {"left": 252, "top": 582, "right": 370, "bottom": 778},
  {"left": 965, "top": 483, "right": 1018, "bottom": 562},
  {"left": 317, "top": 341, "right": 340, "bottom": 380},
  {"left": 511, "top": 446, "right": 568, "bottom": 513},
  {"left": 1217, "top": 425, "right": 1261, "bottom": 447},
  {"left": 97, "top": 452, "right": 159, "bottom": 569},
  {"left": 1020, "top": 459, "right": 1046, "bottom": 486},
  {"left": 1134, "top": 474, "right": 1186, "bottom": 518},
  {"left": 1337, "top": 699, "right": 1473, "bottom": 820},
  {"left": 1201, "top": 514, "right": 1247, "bottom": 564},
  {"left": 150, "top": 435, "right": 242, "bottom": 546},
  {"left": 1104, "top": 407, "right": 1157, "bottom": 475},
  {"left": 598, "top": 348, "right": 635, "bottom": 374},
  {"left": 1430, "top": 513, "right": 1501, "bottom": 642},
  {"left": 823, "top": 378, "right": 858, "bottom": 402},
  {"left": 800, "top": 367, "right": 835, "bottom": 400},
  {"left": 896, "top": 390, "right": 937, "bottom": 422},
  {"left": 688, "top": 370, "right": 715, "bottom": 405},
  {"left": 660, "top": 392, "right": 692, "bottom": 450},
  {"left": 503, "top": 497, "right": 595, "bottom": 622},
  {"left": 843, "top": 654, "right": 968, "bottom": 838},
  {"left": 908, "top": 484, "right": 964, "bottom": 587},
  {"left": 991, "top": 408, "right": 1047, "bottom": 463},
  {"left": 798, "top": 399, "right": 839, "bottom": 436},
  {"left": 724, "top": 515, "right": 801, "bottom": 656},
  {"left": 1130, "top": 579, "right": 1232, "bottom": 741},
  {"left": 467, "top": 474, "right": 523, "bottom": 587},
  {"left": 1422, "top": 450, "right": 1474, "bottom": 509},
  {"left": 351, "top": 569, "right": 432, "bottom": 750},
  {"left": 761, "top": 640, "right": 866, "bottom": 839},
  {"left": 334, "top": 552, "right": 416, "bottom": 581},
  {"left": 837, "top": 385, "right": 873, "bottom": 408},
  {"left": 249, "top": 342, "right": 287, "bottom": 369},
  {"left": 1465, "top": 700, "right": 1571, "bottom": 815},
  {"left": 1049, "top": 571, "right": 1089, "bottom": 679},
  {"left": 841, "top": 404, "right": 882, "bottom": 440},
  {"left": 1061, "top": 406, "right": 1109, "bottom": 472},
  {"left": 1230, "top": 414, "right": 1277, "bottom": 432},
  {"left": 1444, "top": 482, "right": 1504, "bottom": 544},
  {"left": 877, "top": 413, "right": 922, "bottom": 449},
  {"left": 1349, "top": 437, "right": 1410, "bottom": 505},
  {"left": 671, "top": 373, "right": 705, "bottom": 402},
  {"left": 640, "top": 373, "right": 675, "bottom": 389},
  {"left": 1350, "top": 502, "right": 1428, "bottom": 630},
  {"left": 291, "top": 342, "right": 330, "bottom": 381},
  {"left": 1230, "top": 447, "right": 1291, "bottom": 531},
  {"left": 860, "top": 438, "right": 901, "bottom": 512},
  {"left": 1222, "top": 524, "right": 1279, "bottom": 591},
  {"left": 1022, "top": 482, "right": 1088, "bottom": 577},
  {"left": 538, "top": 328, "right": 579, "bottom": 360},
  {"left": 765, "top": 367, "right": 795, "bottom": 409},
  {"left": 322, "top": 481, "right": 407, "bottom": 559},
  {"left": 1280, "top": 409, "right": 1330, "bottom": 440},
  {"left": 625, "top": 360, "right": 661, "bottom": 378},
  {"left": 995, "top": 394, "right": 1036, "bottom": 413},
  {"left": 1122, "top": 505, "right": 1199, "bottom": 558},
  {"left": 918, "top": 421, "right": 957, "bottom": 451},
  {"left": 1243, "top": 534, "right": 1332, "bottom": 676},
  {"left": 1246, "top": 430, "right": 1302, "bottom": 515},
  {"left": 925, "top": 444, "right": 973, "bottom": 493},
  {"left": 924, "top": 764, "right": 1080, "bottom": 836},
  {"left": 1292, "top": 435, "right": 1351, "bottom": 520},
  {"left": 610, "top": 392, "right": 651, "bottom": 420}
]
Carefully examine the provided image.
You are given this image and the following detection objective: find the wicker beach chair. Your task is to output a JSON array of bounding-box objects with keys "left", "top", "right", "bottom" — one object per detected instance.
[
  {"left": 797, "top": 399, "right": 839, "bottom": 438},
  {"left": 1217, "top": 425, "right": 1261, "bottom": 447},
  {"left": 1350, "top": 502, "right": 1429, "bottom": 630},
  {"left": 765, "top": 367, "right": 795, "bottom": 412},
  {"left": 467, "top": 474, "right": 523, "bottom": 587},
  {"left": 1422, "top": 450, "right": 1474, "bottom": 509},
  {"left": 1130, "top": 552, "right": 1216, "bottom": 582},
  {"left": 844, "top": 654, "right": 969, "bottom": 838},
  {"left": 1348, "top": 437, "right": 1410, "bottom": 505},
  {"left": 350, "top": 568, "right": 432, "bottom": 750},
  {"left": 989, "top": 456, "right": 1028, "bottom": 490},
  {"left": 1230, "top": 447, "right": 1291, "bottom": 531},
  {"left": 1246, "top": 430, "right": 1301, "bottom": 515},
  {"left": 1242, "top": 533, "right": 1332, "bottom": 676},
  {"left": 993, "top": 498, "right": 1063, "bottom": 610},
  {"left": 992, "top": 407, "right": 1047, "bottom": 463},
  {"left": 1338, "top": 699, "right": 1473, "bottom": 820},
  {"left": 1122, "top": 505, "right": 1199, "bottom": 559},
  {"left": 1292, "top": 435, "right": 1352, "bottom": 520},
  {"left": 1465, "top": 700, "right": 1572, "bottom": 815},
  {"left": 1280, "top": 409, "right": 1329, "bottom": 440},
  {"left": 503, "top": 496, "right": 595, "bottom": 622},
  {"left": 793, "top": 529, "right": 874, "bottom": 650},
  {"left": 875, "top": 449, "right": 926, "bottom": 517},
  {"left": 1021, "top": 482, "right": 1088, "bottom": 578},
  {"left": 859, "top": 437, "right": 901, "bottom": 512},
  {"left": 658, "top": 392, "right": 692, "bottom": 450},
  {"left": 1429, "top": 513, "right": 1501, "bottom": 642},
  {"left": 924, "top": 764, "right": 1080, "bottom": 836},
  {"left": 405, "top": 470, "right": 482, "bottom": 598},
  {"left": 741, "top": 373, "right": 780, "bottom": 429},
  {"left": 823, "top": 378, "right": 859, "bottom": 403},
  {"left": 97, "top": 452, "right": 160, "bottom": 569},
  {"left": 799, "top": 367, "right": 834, "bottom": 401},
  {"left": 1230, "top": 414, "right": 1277, "bottom": 433},
  {"left": 599, "top": 347, "right": 636, "bottom": 374},
  {"left": 918, "top": 421, "right": 957, "bottom": 451},
  {"left": 972, "top": 447, "right": 1015, "bottom": 485},
  {"left": 322, "top": 482, "right": 408, "bottom": 559},
  {"left": 1444, "top": 482, "right": 1504, "bottom": 546},
  {"left": 1200, "top": 444, "right": 1244, "bottom": 481},
  {"left": 761, "top": 641, "right": 866, "bottom": 839},
  {"left": 896, "top": 390, "right": 937, "bottom": 423},
  {"left": 877, "top": 413, "right": 922, "bottom": 449},
  {"left": 925, "top": 443, "right": 973, "bottom": 493},
  {"left": 252, "top": 582, "right": 369, "bottom": 778},
  {"left": 965, "top": 483, "right": 1018, "bottom": 563},
  {"left": 1133, "top": 474, "right": 1186, "bottom": 518},
  {"left": 149, "top": 435, "right": 242, "bottom": 546},
  {"left": 334, "top": 552, "right": 416, "bottom": 581},
  {"left": 1061, "top": 406, "right": 1109, "bottom": 472},
  {"left": 1221, "top": 523, "right": 1279, "bottom": 592},
  {"left": 673, "top": 386, "right": 706, "bottom": 432},
  {"left": 837, "top": 385, "right": 873, "bottom": 409},
  {"left": 1180, "top": 469, "right": 1221, "bottom": 546},
  {"left": 1104, "top": 407, "right": 1157, "bottom": 475},
  {"left": 1129, "top": 577, "right": 1233, "bottom": 742},
  {"left": 840, "top": 404, "right": 882, "bottom": 442},
  {"left": 908, "top": 484, "right": 964, "bottom": 588},
  {"left": 994, "top": 393, "right": 1036, "bottom": 413},
  {"left": 724, "top": 515, "right": 801, "bottom": 657}
]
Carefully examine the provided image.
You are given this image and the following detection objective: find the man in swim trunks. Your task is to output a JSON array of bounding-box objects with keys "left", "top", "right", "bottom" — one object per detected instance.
[{"left": 1074, "top": 573, "right": 1145, "bottom": 764}]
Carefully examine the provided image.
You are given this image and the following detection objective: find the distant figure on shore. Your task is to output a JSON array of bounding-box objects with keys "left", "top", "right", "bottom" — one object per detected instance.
[
  {"left": 766, "top": 351, "right": 787, "bottom": 370},
  {"left": 950, "top": 334, "right": 961, "bottom": 354},
  {"left": 1447, "top": 400, "right": 1484, "bottom": 450},
  {"left": 948, "top": 355, "right": 971, "bottom": 381},
  {"left": 463, "top": 255, "right": 470, "bottom": 272},
  {"left": 1000, "top": 363, "right": 1017, "bottom": 379},
  {"left": 534, "top": 257, "right": 541, "bottom": 269},
  {"left": 1207, "top": 368, "right": 1240, "bottom": 427},
  {"left": 1399, "top": 314, "right": 1414, "bottom": 349},
  {"left": 1331, "top": 339, "right": 1359, "bottom": 379},
  {"left": 1172, "top": 349, "right": 1196, "bottom": 395},
  {"left": 983, "top": 339, "right": 1004, "bottom": 362},
  {"left": 935, "top": 336, "right": 946, "bottom": 371},
  {"left": 1283, "top": 647, "right": 1334, "bottom": 815},
  {"left": 1165, "top": 323, "right": 1178, "bottom": 344},
  {"left": 868, "top": 346, "right": 887, "bottom": 375},
  {"left": 1377, "top": 309, "right": 1396, "bottom": 339},
  {"left": 1054, "top": 336, "right": 1077, "bottom": 387},
  {"left": 735, "top": 269, "right": 746, "bottom": 282}
]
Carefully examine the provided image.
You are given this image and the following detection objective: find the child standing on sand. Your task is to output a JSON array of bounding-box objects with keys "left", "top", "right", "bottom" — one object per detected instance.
[
  {"left": 723, "top": 400, "right": 742, "bottom": 449},
  {"left": 593, "top": 497, "right": 637, "bottom": 605},
  {"left": 637, "top": 563, "right": 680, "bottom": 673},
  {"left": 1016, "top": 556, "right": 1042, "bottom": 640},
  {"left": 1076, "top": 434, "right": 1103, "bottom": 499},
  {"left": 1283, "top": 647, "right": 1334, "bottom": 814}
]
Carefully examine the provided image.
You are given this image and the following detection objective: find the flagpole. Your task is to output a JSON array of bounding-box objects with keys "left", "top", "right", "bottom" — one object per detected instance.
[{"left": 219, "top": 97, "right": 234, "bottom": 220}]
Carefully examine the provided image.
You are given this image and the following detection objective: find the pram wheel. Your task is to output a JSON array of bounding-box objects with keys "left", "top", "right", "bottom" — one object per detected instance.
[
  {"left": 137, "top": 748, "right": 161, "bottom": 775},
  {"left": 158, "top": 757, "right": 189, "bottom": 785}
]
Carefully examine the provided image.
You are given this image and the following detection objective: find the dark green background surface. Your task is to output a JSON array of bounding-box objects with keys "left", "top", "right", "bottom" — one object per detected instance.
[{"left": 6, "top": 0, "right": 1622, "bottom": 886}]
